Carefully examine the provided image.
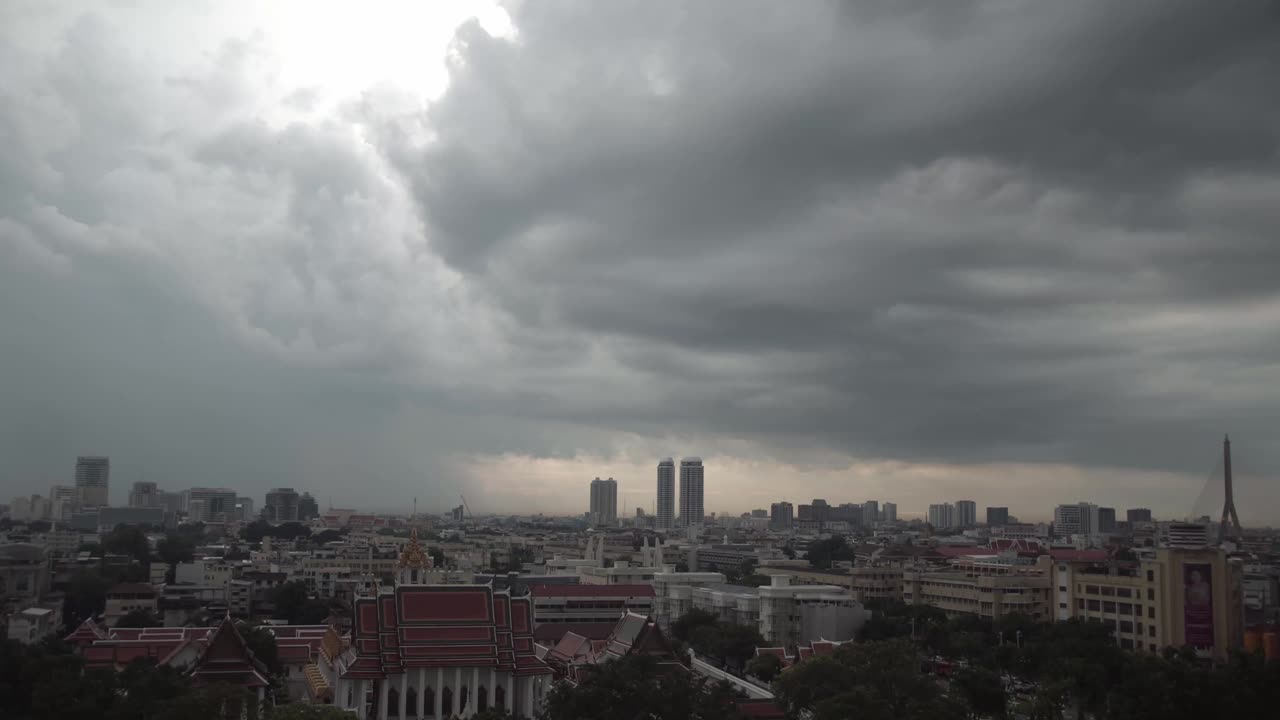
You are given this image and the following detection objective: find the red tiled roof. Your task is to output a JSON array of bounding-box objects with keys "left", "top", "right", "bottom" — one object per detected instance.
[
  {"left": 738, "top": 700, "right": 787, "bottom": 719},
  {"left": 935, "top": 546, "right": 999, "bottom": 557},
  {"left": 529, "top": 584, "right": 655, "bottom": 598},
  {"left": 533, "top": 622, "right": 617, "bottom": 644}
]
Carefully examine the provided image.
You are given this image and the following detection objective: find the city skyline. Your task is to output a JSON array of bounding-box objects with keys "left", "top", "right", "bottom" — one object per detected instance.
[{"left": 3, "top": 2, "right": 1280, "bottom": 523}]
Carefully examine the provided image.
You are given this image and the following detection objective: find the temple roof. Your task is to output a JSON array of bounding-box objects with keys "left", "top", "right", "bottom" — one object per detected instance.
[
  {"left": 341, "top": 585, "right": 552, "bottom": 680},
  {"left": 397, "top": 527, "right": 432, "bottom": 571},
  {"left": 189, "top": 617, "right": 271, "bottom": 689}
]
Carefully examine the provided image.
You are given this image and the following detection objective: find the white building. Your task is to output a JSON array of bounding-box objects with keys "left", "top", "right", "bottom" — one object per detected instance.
[
  {"left": 928, "top": 503, "right": 956, "bottom": 529},
  {"left": 758, "top": 575, "right": 869, "bottom": 647},
  {"left": 652, "top": 571, "right": 729, "bottom": 629},
  {"left": 656, "top": 459, "right": 675, "bottom": 531},
  {"left": 955, "top": 500, "right": 977, "bottom": 528},
  {"left": 7, "top": 607, "right": 58, "bottom": 644},
  {"left": 1054, "top": 502, "right": 1100, "bottom": 537},
  {"left": 75, "top": 456, "right": 110, "bottom": 508},
  {"left": 49, "top": 485, "right": 80, "bottom": 521},
  {"left": 679, "top": 458, "right": 705, "bottom": 528}
]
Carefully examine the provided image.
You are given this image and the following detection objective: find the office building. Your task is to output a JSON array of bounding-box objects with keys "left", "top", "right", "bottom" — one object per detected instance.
[
  {"left": 183, "top": 487, "right": 238, "bottom": 523},
  {"left": 1127, "top": 508, "right": 1153, "bottom": 523},
  {"left": 1053, "top": 547, "right": 1244, "bottom": 661},
  {"left": 1097, "top": 507, "right": 1117, "bottom": 533},
  {"left": 928, "top": 503, "right": 956, "bottom": 529},
  {"left": 588, "top": 477, "right": 618, "bottom": 527},
  {"left": 75, "top": 456, "right": 110, "bottom": 507},
  {"left": 236, "top": 497, "right": 256, "bottom": 522},
  {"left": 986, "top": 507, "right": 1010, "bottom": 527},
  {"left": 882, "top": 502, "right": 897, "bottom": 524},
  {"left": 955, "top": 500, "right": 977, "bottom": 528},
  {"left": 128, "top": 481, "right": 160, "bottom": 508},
  {"left": 770, "top": 502, "right": 794, "bottom": 532},
  {"left": 904, "top": 558, "right": 1053, "bottom": 622},
  {"left": 656, "top": 459, "right": 675, "bottom": 531},
  {"left": 862, "top": 500, "right": 879, "bottom": 527},
  {"left": 679, "top": 457, "right": 704, "bottom": 528},
  {"left": 265, "top": 487, "right": 301, "bottom": 523},
  {"left": 298, "top": 492, "right": 320, "bottom": 521},
  {"left": 750, "top": 509, "right": 768, "bottom": 518}
]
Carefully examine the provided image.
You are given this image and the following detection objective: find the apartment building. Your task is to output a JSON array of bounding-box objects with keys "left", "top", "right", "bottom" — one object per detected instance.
[
  {"left": 902, "top": 557, "right": 1053, "bottom": 621},
  {"left": 758, "top": 575, "right": 869, "bottom": 647}
]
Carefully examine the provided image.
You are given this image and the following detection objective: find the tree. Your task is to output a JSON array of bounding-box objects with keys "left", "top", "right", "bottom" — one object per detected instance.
[
  {"left": 103, "top": 524, "right": 153, "bottom": 564},
  {"left": 671, "top": 609, "right": 719, "bottom": 643},
  {"left": 271, "top": 581, "right": 312, "bottom": 625},
  {"left": 746, "top": 653, "right": 784, "bottom": 683},
  {"left": 62, "top": 570, "right": 109, "bottom": 629},
  {"left": 157, "top": 533, "right": 196, "bottom": 566},
  {"left": 116, "top": 608, "right": 163, "bottom": 628},
  {"left": 312, "top": 529, "right": 345, "bottom": 545},
  {"left": 539, "top": 654, "right": 742, "bottom": 720},
  {"left": 953, "top": 667, "right": 1006, "bottom": 719},
  {"left": 805, "top": 535, "right": 855, "bottom": 570},
  {"left": 266, "top": 705, "right": 355, "bottom": 719},
  {"left": 238, "top": 623, "right": 281, "bottom": 676}
]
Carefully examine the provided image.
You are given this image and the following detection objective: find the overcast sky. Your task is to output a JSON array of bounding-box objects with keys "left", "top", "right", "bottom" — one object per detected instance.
[{"left": 2, "top": 1, "right": 1278, "bottom": 523}]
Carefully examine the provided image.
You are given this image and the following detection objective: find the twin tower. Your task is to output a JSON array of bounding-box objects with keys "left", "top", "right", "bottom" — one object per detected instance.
[{"left": 656, "top": 457, "right": 703, "bottom": 531}]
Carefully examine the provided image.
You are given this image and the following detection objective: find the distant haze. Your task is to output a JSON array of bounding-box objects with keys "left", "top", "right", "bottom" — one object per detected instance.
[{"left": 2, "top": 1, "right": 1278, "bottom": 524}]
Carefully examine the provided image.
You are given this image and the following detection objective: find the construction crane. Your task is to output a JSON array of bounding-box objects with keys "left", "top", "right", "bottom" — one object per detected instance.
[{"left": 458, "top": 493, "right": 475, "bottom": 526}]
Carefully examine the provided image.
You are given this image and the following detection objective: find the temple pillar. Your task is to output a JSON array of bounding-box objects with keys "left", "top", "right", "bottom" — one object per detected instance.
[
  {"left": 418, "top": 668, "right": 426, "bottom": 718},
  {"left": 358, "top": 680, "right": 369, "bottom": 720},
  {"left": 399, "top": 674, "right": 408, "bottom": 719},
  {"left": 488, "top": 669, "right": 496, "bottom": 709},
  {"left": 471, "top": 667, "right": 480, "bottom": 717},
  {"left": 505, "top": 674, "right": 514, "bottom": 717},
  {"left": 378, "top": 678, "right": 389, "bottom": 720},
  {"left": 435, "top": 668, "right": 443, "bottom": 718},
  {"left": 454, "top": 668, "right": 462, "bottom": 715},
  {"left": 524, "top": 678, "right": 534, "bottom": 718}
]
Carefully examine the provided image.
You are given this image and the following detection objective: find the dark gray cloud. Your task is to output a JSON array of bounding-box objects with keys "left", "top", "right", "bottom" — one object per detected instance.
[
  {"left": 2, "top": 1, "right": 1279, "bottom": 518},
  {"left": 388, "top": 0, "right": 1280, "bottom": 476}
]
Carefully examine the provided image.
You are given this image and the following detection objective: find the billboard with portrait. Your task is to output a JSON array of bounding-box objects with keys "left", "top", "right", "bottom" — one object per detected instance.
[{"left": 1183, "top": 563, "right": 1214, "bottom": 647}]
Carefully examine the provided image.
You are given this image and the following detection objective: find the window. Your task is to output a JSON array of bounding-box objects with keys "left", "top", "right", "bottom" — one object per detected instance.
[
  {"left": 1085, "top": 585, "right": 1099, "bottom": 595},
  {"left": 1147, "top": 588, "right": 1154, "bottom": 601},
  {"left": 1146, "top": 570, "right": 1154, "bottom": 582},
  {"left": 1120, "top": 638, "right": 1134, "bottom": 649},
  {"left": 1117, "top": 588, "right": 1132, "bottom": 598},
  {"left": 1101, "top": 586, "right": 1115, "bottom": 597},
  {"left": 1059, "top": 586, "right": 1067, "bottom": 592},
  {"left": 1136, "top": 623, "right": 1143, "bottom": 634},
  {"left": 1149, "top": 626, "right": 1156, "bottom": 637},
  {"left": 1059, "top": 602, "right": 1067, "bottom": 609},
  {"left": 1118, "top": 603, "right": 1133, "bottom": 614},
  {"left": 1087, "top": 599, "right": 1100, "bottom": 611},
  {"left": 1148, "top": 607, "right": 1155, "bottom": 619},
  {"left": 1150, "top": 643, "right": 1158, "bottom": 652},
  {"left": 1119, "top": 620, "right": 1133, "bottom": 633},
  {"left": 1103, "top": 601, "right": 1116, "bottom": 613},
  {"left": 1077, "top": 599, "right": 1085, "bottom": 610}
]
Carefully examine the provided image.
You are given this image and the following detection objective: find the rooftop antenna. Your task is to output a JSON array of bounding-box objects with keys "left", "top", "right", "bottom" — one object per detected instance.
[{"left": 1219, "top": 435, "right": 1243, "bottom": 544}]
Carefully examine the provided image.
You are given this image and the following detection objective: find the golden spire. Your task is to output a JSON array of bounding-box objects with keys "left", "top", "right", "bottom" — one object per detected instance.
[{"left": 398, "top": 525, "right": 431, "bottom": 570}]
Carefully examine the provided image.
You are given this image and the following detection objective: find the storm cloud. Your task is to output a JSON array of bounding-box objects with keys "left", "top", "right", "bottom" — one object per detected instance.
[{"left": 2, "top": 1, "right": 1279, "bottom": 519}]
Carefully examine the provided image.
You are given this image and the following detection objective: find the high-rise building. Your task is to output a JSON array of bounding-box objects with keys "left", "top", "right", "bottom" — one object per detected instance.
[
  {"left": 129, "top": 481, "right": 159, "bottom": 508},
  {"left": 264, "top": 488, "right": 301, "bottom": 523},
  {"left": 236, "top": 497, "right": 255, "bottom": 522},
  {"left": 810, "top": 499, "right": 830, "bottom": 527},
  {"left": 927, "top": 503, "right": 956, "bottom": 529},
  {"left": 157, "top": 491, "right": 183, "bottom": 514},
  {"left": 1127, "top": 508, "right": 1153, "bottom": 523},
  {"left": 588, "top": 477, "right": 618, "bottom": 526},
  {"left": 679, "top": 457, "right": 704, "bottom": 528},
  {"left": 1097, "top": 507, "right": 1117, "bottom": 533},
  {"left": 882, "top": 502, "right": 897, "bottom": 524},
  {"left": 751, "top": 509, "right": 768, "bottom": 518},
  {"left": 770, "top": 502, "right": 794, "bottom": 532},
  {"left": 75, "top": 456, "right": 110, "bottom": 508},
  {"left": 1054, "top": 502, "right": 1100, "bottom": 536},
  {"left": 183, "top": 487, "right": 238, "bottom": 522},
  {"left": 985, "top": 506, "right": 1010, "bottom": 527},
  {"left": 862, "top": 500, "right": 880, "bottom": 527},
  {"left": 49, "top": 485, "right": 80, "bottom": 521},
  {"left": 955, "top": 500, "right": 977, "bottom": 528},
  {"left": 656, "top": 459, "right": 675, "bottom": 531},
  {"left": 298, "top": 492, "right": 320, "bottom": 521}
]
